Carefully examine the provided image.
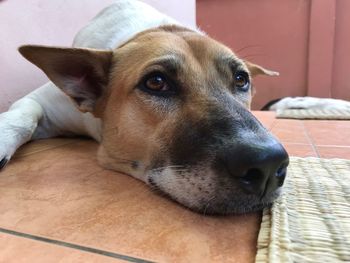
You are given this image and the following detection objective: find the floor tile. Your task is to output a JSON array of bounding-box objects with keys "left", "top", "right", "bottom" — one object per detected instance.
[
  {"left": 282, "top": 143, "right": 318, "bottom": 158},
  {"left": 316, "top": 146, "right": 350, "bottom": 159},
  {"left": 0, "top": 232, "right": 124, "bottom": 263},
  {"left": 252, "top": 111, "right": 276, "bottom": 130},
  {"left": 0, "top": 140, "right": 261, "bottom": 263},
  {"left": 304, "top": 120, "right": 350, "bottom": 146},
  {"left": 270, "top": 119, "right": 310, "bottom": 144}
]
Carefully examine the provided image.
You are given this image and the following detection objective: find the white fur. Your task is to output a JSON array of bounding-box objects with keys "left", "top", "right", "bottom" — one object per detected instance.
[
  {"left": 148, "top": 166, "right": 216, "bottom": 210},
  {"left": 73, "top": 0, "right": 182, "bottom": 49},
  {"left": 0, "top": 0, "right": 191, "bottom": 164},
  {"left": 0, "top": 97, "right": 43, "bottom": 161},
  {"left": 269, "top": 97, "right": 350, "bottom": 111}
]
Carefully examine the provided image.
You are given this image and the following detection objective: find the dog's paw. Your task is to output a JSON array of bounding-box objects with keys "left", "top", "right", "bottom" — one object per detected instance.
[
  {"left": 0, "top": 157, "right": 9, "bottom": 170},
  {"left": 0, "top": 145, "right": 15, "bottom": 171},
  {"left": 0, "top": 140, "right": 15, "bottom": 172},
  {"left": 0, "top": 146, "right": 13, "bottom": 171}
]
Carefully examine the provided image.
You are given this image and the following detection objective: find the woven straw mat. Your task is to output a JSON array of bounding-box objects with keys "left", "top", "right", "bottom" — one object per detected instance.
[
  {"left": 276, "top": 109, "right": 350, "bottom": 120},
  {"left": 256, "top": 157, "right": 350, "bottom": 263}
]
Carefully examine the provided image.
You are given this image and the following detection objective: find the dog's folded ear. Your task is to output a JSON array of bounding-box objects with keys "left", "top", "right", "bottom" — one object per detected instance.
[
  {"left": 244, "top": 61, "right": 279, "bottom": 77},
  {"left": 19, "top": 45, "right": 113, "bottom": 113}
]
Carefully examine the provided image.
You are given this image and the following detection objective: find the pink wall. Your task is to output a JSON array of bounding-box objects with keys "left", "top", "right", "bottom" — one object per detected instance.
[
  {"left": 332, "top": 0, "right": 350, "bottom": 101},
  {"left": 197, "top": 0, "right": 350, "bottom": 109},
  {"left": 197, "top": 0, "right": 310, "bottom": 110},
  {"left": 0, "top": 0, "right": 195, "bottom": 112},
  {"left": 306, "top": 0, "right": 335, "bottom": 98}
]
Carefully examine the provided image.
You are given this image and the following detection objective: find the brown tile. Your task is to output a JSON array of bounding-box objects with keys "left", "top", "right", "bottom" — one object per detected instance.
[
  {"left": 252, "top": 111, "right": 276, "bottom": 130},
  {"left": 304, "top": 120, "right": 350, "bottom": 146},
  {"left": 0, "top": 232, "right": 124, "bottom": 263},
  {"left": 282, "top": 143, "right": 318, "bottom": 158},
  {"left": 0, "top": 139, "right": 261, "bottom": 263},
  {"left": 272, "top": 119, "right": 304, "bottom": 129},
  {"left": 316, "top": 146, "right": 350, "bottom": 159},
  {"left": 270, "top": 119, "right": 310, "bottom": 144}
]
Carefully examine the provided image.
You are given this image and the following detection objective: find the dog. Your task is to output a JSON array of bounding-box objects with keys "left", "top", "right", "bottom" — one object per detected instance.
[{"left": 0, "top": 0, "right": 289, "bottom": 214}]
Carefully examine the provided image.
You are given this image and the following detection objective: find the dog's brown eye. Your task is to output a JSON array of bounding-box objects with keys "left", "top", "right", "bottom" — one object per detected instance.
[
  {"left": 235, "top": 72, "right": 250, "bottom": 92},
  {"left": 139, "top": 73, "right": 177, "bottom": 97},
  {"left": 145, "top": 75, "right": 169, "bottom": 91}
]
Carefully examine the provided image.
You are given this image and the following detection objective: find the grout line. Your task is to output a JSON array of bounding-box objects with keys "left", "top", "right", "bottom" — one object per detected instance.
[
  {"left": 280, "top": 142, "right": 312, "bottom": 146},
  {"left": 301, "top": 121, "right": 320, "bottom": 157},
  {"left": 280, "top": 142, "right": 350, "bottom": 148},
  {"left": 0, "top": 227, "right": 154, "bottom": 263},
  {"left": 314, "top": 144, "right": 350, "bottom": 148},
  {"left": 267, "top": 118, "right": 278, "bottom": 132}
]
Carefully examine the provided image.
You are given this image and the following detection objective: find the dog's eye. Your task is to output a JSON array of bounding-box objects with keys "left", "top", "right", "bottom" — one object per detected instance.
[
  {"left": 145, "top": 75, "right": 169, "bottom": 91},
  {"left": 234, "top": 71, "right": 250, "bottom": 92},
  {"left": 139, "top": 73, "right": 176, "bottom": 97}
]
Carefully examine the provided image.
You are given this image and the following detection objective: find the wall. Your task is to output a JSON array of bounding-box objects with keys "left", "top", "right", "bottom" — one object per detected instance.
[
  {"left": 0, "top": 0, "right": 195, "bottom": 112},
  {"left": 332, "top": 0, "right": 350, "bottom": 100},
  {"left": 197, "top": 0, "right": 350, "bottom": 109},
  {"left": 2, "top": 0, "right": 349, "bottom": 112}
]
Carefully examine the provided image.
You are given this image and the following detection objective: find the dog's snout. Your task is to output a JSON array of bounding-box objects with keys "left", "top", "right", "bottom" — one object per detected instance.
[{"left": 221, "top": 140, "right": 289, "bottom": 197}]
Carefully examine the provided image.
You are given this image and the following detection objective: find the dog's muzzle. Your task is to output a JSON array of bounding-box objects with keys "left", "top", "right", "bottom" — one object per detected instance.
[
  {"left": 216, "top": 138, "right": 289, "bottom": 198},
  {"left": 155, "top": 100, "right": 290, "bottom": 214}
]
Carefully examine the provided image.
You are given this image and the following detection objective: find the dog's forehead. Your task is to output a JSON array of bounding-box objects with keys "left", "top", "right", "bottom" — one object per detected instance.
[{"left": 115, "top": 27, "right": 244, "bottom": 69}]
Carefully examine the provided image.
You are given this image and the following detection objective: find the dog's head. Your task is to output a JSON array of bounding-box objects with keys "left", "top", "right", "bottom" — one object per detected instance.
[{"left": 19, "top": 25, "right": 288, "bottom": 214}]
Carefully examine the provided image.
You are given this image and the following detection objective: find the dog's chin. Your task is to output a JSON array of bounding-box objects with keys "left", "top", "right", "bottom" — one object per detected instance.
[
  {"left": 189, "top": 202, "right": 273, "bottom": 215},
  {"left": 147, "top": 174, "right": 282, "bottom": 215},
  {"left": 188, "top": 190, "right": 282, "bottom": 215}
]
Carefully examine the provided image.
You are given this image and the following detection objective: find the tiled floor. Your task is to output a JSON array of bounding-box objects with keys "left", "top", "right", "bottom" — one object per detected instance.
[
  {"left": 255, "top": 112, "right": 350, "bottom": 159},
  {"left": 0, "top": 112, "right": 349, "bottom": 262}
]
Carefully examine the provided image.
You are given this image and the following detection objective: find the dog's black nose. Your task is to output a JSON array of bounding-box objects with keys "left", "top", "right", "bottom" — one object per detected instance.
[{"left": 222, "top": 140, "right": 289, "bottom": 197}]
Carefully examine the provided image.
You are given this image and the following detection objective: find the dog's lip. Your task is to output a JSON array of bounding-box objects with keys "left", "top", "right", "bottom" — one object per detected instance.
[
  {"left": 199, "top": 192, "right": 279, "bottom": 215},
  {"left": 190, "top": 199, "right": 275, "bottom": 215},
  {"left": 146, "top": 172, "right": 282, "bottom": 215}
]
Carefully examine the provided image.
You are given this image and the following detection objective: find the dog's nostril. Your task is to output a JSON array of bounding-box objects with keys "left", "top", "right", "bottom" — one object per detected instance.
[
  {"left": 242, "top": 168, "right": 263, "bottom": 182},
  {"left": 238, "top": 163, "right": 288, "bottom": 196},
  {"left": 276, "top": 165, "right": 287, "bottom": 187},
  {"left": 239, "top": 168, "right": 265, "bottom": 195},
  {"left": 276, "top": 166, "right": 284, "bottom": 176}
]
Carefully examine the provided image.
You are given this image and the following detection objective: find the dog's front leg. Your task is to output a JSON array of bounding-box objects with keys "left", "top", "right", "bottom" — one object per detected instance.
[{"left": 0, "top": 97, "right": 43, "bottom": 169}]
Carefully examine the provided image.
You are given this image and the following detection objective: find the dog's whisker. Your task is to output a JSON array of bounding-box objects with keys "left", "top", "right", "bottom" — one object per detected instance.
[
  {"left": 113, "top": 160, "right": 134, "bottom": 164},
  {"left": 108, "top": 157, "right": 137, "bottom": 165},
  {"left": 235, "top": 44, "right": 262, "bottom": 55},
  {"left": 202, "top": 196, "right": 216, "bottom": 216},
  {"left": 241, "top": 53, "right": 266, "bottom": 60},
  {"left": 151, "top": 165, "right": 188, "bottom": 172}
]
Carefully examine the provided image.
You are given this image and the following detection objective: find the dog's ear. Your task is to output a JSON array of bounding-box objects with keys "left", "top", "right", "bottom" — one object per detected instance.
[
  {"left": 19, "top": 45, "right": 113, "bottom": 113},
  {"left": 244, "top": 61, "right": 279, "bottom": 77}
]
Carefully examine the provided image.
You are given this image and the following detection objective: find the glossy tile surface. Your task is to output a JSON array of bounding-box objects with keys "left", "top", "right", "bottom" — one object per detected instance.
[
  {"left": 0, "top": 112, "right": 349, "bottom": 262},
  {"left": 0, "top": 139, "right": 260, "bottom": 263},
  {"left": 304, "top": 120, "right": 350, "bottom": 146},
  {"left": 0, "top": 232, "right": 123, "bottom": 263},
  {"left": 282, "top": 143, "right": 318, "bottom": 157},
  {"left": 317, "top": 146, "right": 350, "bottom": 159}
]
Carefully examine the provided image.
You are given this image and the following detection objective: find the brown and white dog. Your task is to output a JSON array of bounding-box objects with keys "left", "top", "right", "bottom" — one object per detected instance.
[{"left": 0, "top": 0, "right": 289, "bottom": 214}]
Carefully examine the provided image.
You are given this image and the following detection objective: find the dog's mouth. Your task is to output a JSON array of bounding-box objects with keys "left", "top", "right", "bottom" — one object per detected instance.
[{"left": 146, "top": 165, "right": 283, "bottom": 215}]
